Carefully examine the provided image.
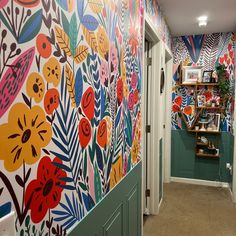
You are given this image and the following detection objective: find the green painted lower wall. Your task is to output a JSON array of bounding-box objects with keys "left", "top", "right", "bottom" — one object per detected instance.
[
  {"left": 171, "top": 130, "right": 234, "bottom": 182},
  {"left": 69, "top": 162, "right": 142, "bottom": 236}
]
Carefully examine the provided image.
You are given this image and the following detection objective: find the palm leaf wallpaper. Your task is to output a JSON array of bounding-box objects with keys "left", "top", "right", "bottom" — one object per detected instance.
[{"left": 0, "top": 0, "right": 170, "bottom": 235}]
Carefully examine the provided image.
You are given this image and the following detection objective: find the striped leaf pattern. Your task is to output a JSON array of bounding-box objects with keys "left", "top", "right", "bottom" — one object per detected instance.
[
  {"left": 217, "top": 32, "right": 231, "bottom": 58},
  {"left": 65, "top": 64, "right": 76, "bottom": 108},
  {"left": 55, "top": 26, "right": 72, "bottom": 57},
  {"left": 74, "top": 45, "right": 89, "bottom": 64},
  {"left": 203, "top": 33, "right": 220, "bottom": 71}
]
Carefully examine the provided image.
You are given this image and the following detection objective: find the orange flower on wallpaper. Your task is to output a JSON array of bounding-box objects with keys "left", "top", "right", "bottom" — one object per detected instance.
[
  {"left": 43, "top": 57, "right": 61, "bottom": 87},
  {"left": 44, "top": 88, "right": 59, "bottom": 115},
  {"left": 0, "top": 103, "right": 52, "bottom": 172},
  {"left": 184, "top": 106, "right": 193, "bottom": 115},
  {"left": 110, "top": 155, "right": 123, "bottom": 189},
  {"left": 97, "top": 119, "right": 107, "bottom": 148},
  {"left": 14, "top": 0, "right": 40, "bottom": 7},
  {"left": 97, "top": 26, "right": 109, "bottom": 58},
  {"left": 26, "top": 72, "right": 45, "bottom": 103},
  {"left": 36, "top": 34, "right": 52, "bottom": 59},
  {"left": 104, "top": 116, "right": 112, "bottom": 146}
]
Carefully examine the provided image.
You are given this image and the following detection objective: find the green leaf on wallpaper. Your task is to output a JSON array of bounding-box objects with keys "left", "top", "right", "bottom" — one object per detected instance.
[
  {"left": 25, "top": 215, "right": 30, "bottom": 228},
  {"left": 69, "top": 13, "right": 78, "bottom": 56},
  {"left": 79, "top": 182, "right": 87, "bottom": 191},
  {"left": 125, "top": 110, "right": 132, "bottom": 147},
  {"left": 89, "top": 132, "right": 96, "bottom": 163},
  {"left": 61, "top": 10, "right": 70, "bottom": 36},
  {"left": 0, "top": 12, "right": 15, "bottom": 38},
  {"left": 18, "top": 9, "right": 42, "bottom": 44},
  {"left": 94, "top": 163, "right": 102, "bottom": 203}
]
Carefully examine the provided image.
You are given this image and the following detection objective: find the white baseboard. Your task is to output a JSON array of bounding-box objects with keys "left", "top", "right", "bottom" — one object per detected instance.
[{"left": 170, "top": 177, "right": 229, "bottom": 188}]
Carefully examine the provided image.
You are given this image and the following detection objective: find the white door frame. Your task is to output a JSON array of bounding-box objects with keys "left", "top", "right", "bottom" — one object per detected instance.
[
  {"left": 141, "top": 14, "right": 162, "bottom": 215},
  {"left": 163, "top": 47, "right": 173, "bottom": 183}
]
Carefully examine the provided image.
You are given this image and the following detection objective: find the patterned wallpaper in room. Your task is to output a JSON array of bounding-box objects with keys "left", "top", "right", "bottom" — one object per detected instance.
[
  {"left": 0, "top": 0, "right": 171, "bottom": 235},
  {"left": 172, "top": 33, "right": 236, "bottom": 132},
  {"left": 0, "top": 0, "right": 143, "bottom": 234}
]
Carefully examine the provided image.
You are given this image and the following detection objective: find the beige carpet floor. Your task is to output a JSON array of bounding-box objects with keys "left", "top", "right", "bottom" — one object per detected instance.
[{"left": 143, "top": 182, "right": 236, "bottom": 236}]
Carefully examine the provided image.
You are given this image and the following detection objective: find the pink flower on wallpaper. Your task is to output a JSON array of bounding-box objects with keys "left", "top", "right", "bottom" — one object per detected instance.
[
  {"left": 100, "top": 60, "right": 109, "bottom": 86},
  {"left": 131, "top": 72, "right": 138, "bottom": 89},
  {"left": 128, "top": 92, "right": 134, "bottom": 110},
  {"left": 0, "top": 0, "right": 8, "bottom": 8},
  {"left": 110, "top": 43, "right": 118, "bottom": 74}
]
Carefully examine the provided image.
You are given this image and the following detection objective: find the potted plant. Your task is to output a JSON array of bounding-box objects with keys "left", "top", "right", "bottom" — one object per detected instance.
[{"left": 216, "top": 64, "right": 230, "bottom": 107}]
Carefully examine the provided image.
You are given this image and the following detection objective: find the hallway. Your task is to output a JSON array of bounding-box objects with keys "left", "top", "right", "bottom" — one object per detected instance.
[{"left": 144, "top": 183, "right": 236, "bottom": 236}]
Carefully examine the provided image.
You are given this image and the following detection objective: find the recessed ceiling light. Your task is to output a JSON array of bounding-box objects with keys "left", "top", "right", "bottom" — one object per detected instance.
[
  {"left": 197, "top": 15, "right": 208, "bottom": 27},
  {"left": 198, "top": 16, "right": 208, "bottom": 21}
]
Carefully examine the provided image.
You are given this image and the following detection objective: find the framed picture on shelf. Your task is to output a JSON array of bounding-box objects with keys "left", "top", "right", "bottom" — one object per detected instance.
[
  {"left": 197, "top": 95, "right": 206, "bottom": 107},
  {"left": 182, "top": 66, "right": 202, "bottom": 84},
  {"left": 207, "top": 113, "right": 220, "bottom": 131},
  {"left": 202, "top": 70, "right": 213, "bottom": 83}
]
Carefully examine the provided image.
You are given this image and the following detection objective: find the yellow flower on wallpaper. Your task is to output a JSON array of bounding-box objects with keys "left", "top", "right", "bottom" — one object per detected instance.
[
  {"left": 131, "top": 136, "right": 140, "bottom": 164},
  {"left": 43, "top": 57, "right": 61, "bottom": 87},
  {"left": 26, "top": 72, "right": 45, "bottom": 103},
  {"left": 97, "top": 26, "right": 109, "bottom": 58},
  {"left": 110, "top": 155, "right": 123, "bottom": 189},
  {"left": 0, "top": 103, "right": 52, "bottom": 172}
]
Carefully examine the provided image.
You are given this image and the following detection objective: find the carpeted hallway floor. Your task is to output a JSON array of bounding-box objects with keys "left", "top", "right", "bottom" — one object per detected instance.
[{"left": 143, "top": 182, "right": 236, "bottom": 236}]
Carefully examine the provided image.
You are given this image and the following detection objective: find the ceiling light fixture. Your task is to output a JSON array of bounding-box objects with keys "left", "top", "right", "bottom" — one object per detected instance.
[{"left": 197, "top": 15, "right": 208, "bottom": 27}]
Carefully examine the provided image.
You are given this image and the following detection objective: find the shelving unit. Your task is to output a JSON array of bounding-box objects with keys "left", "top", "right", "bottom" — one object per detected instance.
[{"left": 178, "top": 81, "right": 222, "bottom": 158}]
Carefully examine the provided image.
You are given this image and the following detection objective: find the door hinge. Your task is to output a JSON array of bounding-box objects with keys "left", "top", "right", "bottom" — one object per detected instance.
[
  {"left": 146, "top": 57, "right": 152, "bottom": 66},
  {"left": 146, "top": 125, "right": 151, "bottom": 133},
  {"left": 145, "top": 189, "right": 150, "bottom": 197}
]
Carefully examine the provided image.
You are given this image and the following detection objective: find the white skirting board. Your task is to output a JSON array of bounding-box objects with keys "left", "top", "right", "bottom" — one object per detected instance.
[{"left": 170, "top": 177, "right": 230, "bottom": 188}]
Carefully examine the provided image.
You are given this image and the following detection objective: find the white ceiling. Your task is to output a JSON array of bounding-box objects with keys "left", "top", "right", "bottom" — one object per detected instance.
[{"left": 158, "top": 0, "right": 236, "bottom": 37}]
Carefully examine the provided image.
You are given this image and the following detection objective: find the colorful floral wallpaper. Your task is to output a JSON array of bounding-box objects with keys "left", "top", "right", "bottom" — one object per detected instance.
[
  {"left": 0, "top": 0, "right": 145, "bottom": 235},
  {"left": 144, "top": 0, "right": 171, "bottom": 49},
  {"left": 172, "top": 33, "right": 236, "bottom": 132}
]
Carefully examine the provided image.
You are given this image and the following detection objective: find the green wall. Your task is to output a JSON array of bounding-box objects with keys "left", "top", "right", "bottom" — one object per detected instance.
[
  {"left": 171, "top": 130, "right": 234, "bottom": 182},
  {"left": 69, "top": 162, "right": 142, "bottom": 236}
]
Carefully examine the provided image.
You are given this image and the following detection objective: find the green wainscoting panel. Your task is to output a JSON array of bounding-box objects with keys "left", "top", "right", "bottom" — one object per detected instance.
[
  {"left": 171, "top": 130, "right": 234, "bottom": 182},
  {"left": 69, "top": 162, "right": 142, "bottom": 236},
  {"left": 159, "top": 138, "right": 163, "bottom": 203}
]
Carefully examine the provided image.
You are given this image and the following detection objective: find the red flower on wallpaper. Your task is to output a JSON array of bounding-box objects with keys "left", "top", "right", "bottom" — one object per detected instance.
[
  {"left": 172, "top": 104, "right": 180, "bottom": 113},
  {"left": 174, "top": 96, "right": 182, "bottom": 106},
  {"left": 81, "top": 87, "right": 95, "bottom": 120},
  {"left": 79, "top": 117, "right": 92, "bottom": 148},
  {"left": 25, "top": 156, "right": 66, "bottom": 223},
  {"left": 97, "top": 119, "right": 107, "bottom": 148},
  {"left": 44, "top": 88, "right": 59, "bottom": 115},
  {"left": 117, "top": 78, "right": 123, "bottom": 105}
]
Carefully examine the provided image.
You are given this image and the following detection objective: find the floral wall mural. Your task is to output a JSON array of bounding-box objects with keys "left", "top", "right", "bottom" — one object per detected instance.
[
  {"left": 0, "top": 0, "right": 145, "bottom": 234},
  {"left": 172, "top": 32, "right": 236, "bottom": 132},
  {"left": 144, "top": 0, "right": 171, "bottom": 49}
]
